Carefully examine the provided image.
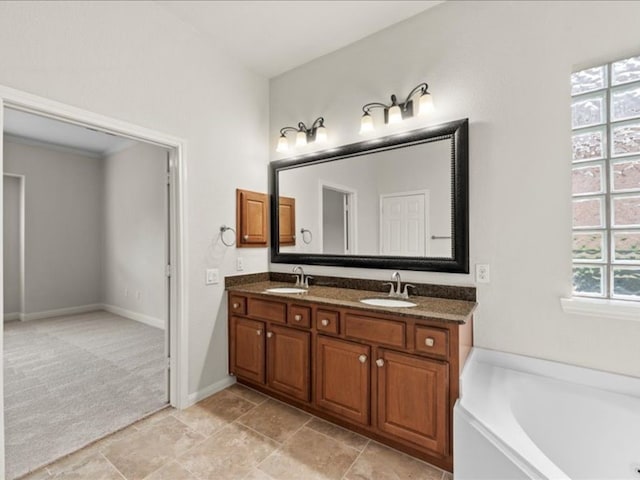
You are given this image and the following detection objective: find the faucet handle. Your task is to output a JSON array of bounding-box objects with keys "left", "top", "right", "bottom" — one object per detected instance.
[
  {"left": 402, "top": 284, "right": 416, "bottom": 299},
  {"left": 303, "top": 276, "right": 313, "bottom": 288},
  {"left": 292, "top": 274, "right": 301, "bottom": 286},
  {"left": 382, "top": 282, "right": 395, "bottom": 297}
]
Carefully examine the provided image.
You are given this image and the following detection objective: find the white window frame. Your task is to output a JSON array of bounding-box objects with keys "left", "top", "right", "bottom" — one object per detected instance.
[{"left": 563, "top": 55, "right": 640, "bottom": 320}]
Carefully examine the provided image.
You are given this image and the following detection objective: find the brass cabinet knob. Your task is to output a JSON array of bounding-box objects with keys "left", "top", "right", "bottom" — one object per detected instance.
[
  {"left": 321, "top": 319, "right": 330, "bottom": 327},
  {"left": 425, "top": 337, "right": 435, "bottom": 347},
  {"left": 376, "top": 359, "right": 385, "bottom": 367},
  {"left": 294, "top": 314, "right": 302, "bottom": 321},
  {"left": 243, "top": 234, "right": 249, "bottom": 240},
  {"left": 233, "top": 303, "right": 240, "bottom": 309},
  {"left": 267, "top": 332, "right": 273, "bottom": 338},
  {"left": 358, "top": 354, "right": 367, "bottom": 364},
  {"left": 256, "top": 330, "right": 261, "bottom": 336}
]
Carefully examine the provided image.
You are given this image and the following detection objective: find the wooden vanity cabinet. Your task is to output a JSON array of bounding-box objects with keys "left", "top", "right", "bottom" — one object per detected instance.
[{"left": 228, "top": 291, "right": 472, "bottom": 472}]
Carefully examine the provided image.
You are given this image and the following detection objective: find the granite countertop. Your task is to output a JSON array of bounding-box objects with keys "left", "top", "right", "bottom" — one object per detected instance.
[{"left": 227, "top": 281, "right": 476, "bottom": 324}]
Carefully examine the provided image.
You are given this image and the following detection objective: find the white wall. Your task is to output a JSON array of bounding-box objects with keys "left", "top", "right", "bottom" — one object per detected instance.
[
  {"left": 0, "top": 0, "right": 270, "bottom": 404},
  {"left": 102, "top": 142, "right": 167, "bottom": 327},
  {"left": 4, "top": 140, "right": 103, "bottom": 314},
  {"left": 3, "top": 175, "right": 20, "bottom": 316},
  {"left": 270, "top": 1, "right": 640, "bottom": 377}
]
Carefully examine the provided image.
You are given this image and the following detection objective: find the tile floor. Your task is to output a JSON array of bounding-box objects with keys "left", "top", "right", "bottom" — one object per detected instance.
[{"left": 21, "top": 384, "right": 452, "bottom": 480}]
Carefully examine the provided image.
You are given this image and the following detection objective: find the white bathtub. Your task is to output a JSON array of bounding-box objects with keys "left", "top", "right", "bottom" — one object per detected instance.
[{"left": 454, "top": 348, "right": 640, "bottom": 480}]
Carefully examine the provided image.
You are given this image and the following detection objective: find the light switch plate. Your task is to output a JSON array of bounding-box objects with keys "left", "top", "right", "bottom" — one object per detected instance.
[{"left": 206, "top": 268, "right": 220, "bottom": 285}]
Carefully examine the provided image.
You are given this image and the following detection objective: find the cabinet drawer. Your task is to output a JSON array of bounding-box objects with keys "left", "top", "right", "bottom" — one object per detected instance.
[
  {"left": 414, "top": 325, "right": 449, "bottom": 358},
  {"left": 316, "top": 309, "right": 340, "bottom": 334},
  {"left": 229, "top": 295, "right": 247, "bottom": 315},
  {"left": 344, "top": 313, "right": 405, "bottom": 348},
  {"left": 247, "top": 297, "right": 287, "bottom": 324},
  {"left": 289, "top": 305, "right": 311, "bottom": 329}
]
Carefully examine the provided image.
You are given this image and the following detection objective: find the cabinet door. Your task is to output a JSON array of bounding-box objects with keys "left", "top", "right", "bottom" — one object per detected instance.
[
  {"left": 279, "top": 196, "right": 296, "bottom": 246},
  {"left": 267, "top": 325, "right": 310, "bottom": 401},
  {"left": 315, "top": 336, "right": 370, "bottom": 425},
  {"left": 230, "top": 316, "right": 265, "bottom": 384},
  {"left": 376, "top": 349, "right": 449, "bottom": 455},
  {"left": 236, "top": 188, "right": 268, "bottom": 247}
]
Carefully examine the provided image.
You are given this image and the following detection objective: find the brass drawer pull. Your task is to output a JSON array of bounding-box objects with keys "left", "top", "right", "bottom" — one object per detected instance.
[
  {"left": 233, "top": 303, "right": 240, "bottom": 309},
  {"left": 294, "top": 314, "right": 302, "bottom": 322},
  {"left": 267, "top": 332, "right": 273, "bottom": 338},
  {"left": 376, "top": 359, "right": 385, "bottom": 367},
  {"left": 321, "top": 319, "right": 330, "bottom": 327},
  {"left": 425, "top": 337, "right": 435, "bottom": 347},
  {"left": 358, "top": 354, "right": 367, "bottom": 364}
]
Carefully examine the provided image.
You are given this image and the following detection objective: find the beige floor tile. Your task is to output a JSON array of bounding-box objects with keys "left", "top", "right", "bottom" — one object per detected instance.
[
  {"left": 103, "top": 416, "right": 204, "bottom": 480},
  {"left": 173, "top": 389, "right": 256, "bottom": 436},
  {"left": 236, "top": 399, "right": 310, "bottom": 443},
  {"left": 46, "top": 443, "right": 105, "bottom": 476},
  {"left": 178, "top": 423, "right": 279, "bottom": 479},
  {"left": 258, "top": 427, "right": 360, "bottom": 480},
  {"left": 305, "top": 417, "right": 369, "bottom": 451},
  {"left": 50, "top": 453, "right": 123, "bottom": 480},
  {"left": 17, "top": 467, "right": 51, "bottom": 480},
  {"left": 143, "top": 461, "right": 197, "bottom": 480},
  {"left": 227, "top": 383, "right": 268, "bottom": 405},
  {"left": 132, "top": 407, "right": 175, "bottom": 431},
  {"left": 344, "top": 441, "right": 443, "bottom": 480},
  {"left": 243, "top": 468, "right": 274, "bottom": 480}
]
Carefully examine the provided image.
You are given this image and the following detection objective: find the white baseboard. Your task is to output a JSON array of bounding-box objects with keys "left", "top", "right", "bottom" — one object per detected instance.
[
  {"left": 101, "top": 304, "right": 165, "bottom": 330},
  {"left": 4, "top": 312, "right": 21, "bottom": 322},
  {"left": 186, "top": 377, "right": 236, "bottom": 407},
  {"left": 21, "top": 304, "right": 103, "bottom": 322}
]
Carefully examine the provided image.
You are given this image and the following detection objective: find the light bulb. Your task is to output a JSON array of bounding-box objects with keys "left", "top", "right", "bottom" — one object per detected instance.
[
  {"left": 315, "top": 125, "right": 328, "bottom": 143},
  {"left": 359, "top": 113, "right": 374, "bottom": 134},
  {"left": 276, "top": 134, "right": 289, "bottom": 153},
  {"left": 419, "top": 92, "right": 434, "bottom": 115},
  {"left": 388, "top": 104, "right": 402, "bottom": 124},
  {"left": 295, "top": 130, "right": 307, "bottom": 147}
]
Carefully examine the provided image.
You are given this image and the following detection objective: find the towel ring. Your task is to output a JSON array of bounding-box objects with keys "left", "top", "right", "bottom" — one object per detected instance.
[
  {"left": 300, "top": 228, "right": 313, "bottom": 244},
  {"left": 220, "top": 225, "right": 236, "bottom": 247}
]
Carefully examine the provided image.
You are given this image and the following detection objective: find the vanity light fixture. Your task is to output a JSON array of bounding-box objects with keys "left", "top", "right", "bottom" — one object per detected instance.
[
  {"left": 276, "top": 117, "right": 328, "bottom": 153},
  {"left": 360, "top": 82, "right": 434, "bottom": 134}
]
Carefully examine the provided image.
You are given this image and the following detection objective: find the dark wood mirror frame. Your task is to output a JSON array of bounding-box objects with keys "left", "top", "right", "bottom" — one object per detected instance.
[{"left": 269, "top": 118, "right": 469, "bottom": 273}]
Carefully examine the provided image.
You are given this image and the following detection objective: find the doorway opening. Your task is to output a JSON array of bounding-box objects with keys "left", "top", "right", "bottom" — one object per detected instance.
[
  {"left": 320, "top": 183, "right": 357, "bottom": 255},
  {"left": 0, "top": 89, "right": 186, "bottom": 479}
]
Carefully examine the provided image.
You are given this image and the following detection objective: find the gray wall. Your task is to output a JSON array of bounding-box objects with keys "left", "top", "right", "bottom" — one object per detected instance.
[
  {"left": 3, "top": 175, "right": 21, "bottom": 316},
  {"left": 270, "top": 1, "right": 640, "bottom": 377},
  {"left": 4, "top": 140, "right": 103, "bottom": 314},
  {"left": 102, "top": 142, "right": 167, "bottom": 325}
]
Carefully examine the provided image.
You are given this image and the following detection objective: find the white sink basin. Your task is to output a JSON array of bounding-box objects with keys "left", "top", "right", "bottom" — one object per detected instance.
[
  {"left": 265, "top": 287, "right": 308, "bottom": 294},
  {"left": 360, "top": 298, "right": 417, "bottom": 308}
]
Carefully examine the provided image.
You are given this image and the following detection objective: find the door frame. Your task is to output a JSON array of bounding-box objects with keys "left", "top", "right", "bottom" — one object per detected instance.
[
  {"left": 2, "top": 173, "right": 25, "bottom": 321},
  {"left": 379, "top": 189, "right": 430, "bottom": 256},
  {"left": 0, "top": 87, "right": 190, "bottom": 416},
  {"left": 318, "top": 180, "right": 358, "bottom": 254}
]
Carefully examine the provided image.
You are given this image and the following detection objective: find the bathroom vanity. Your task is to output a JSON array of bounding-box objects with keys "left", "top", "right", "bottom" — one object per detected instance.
[{"left": 227, "top": 278, "right": 475, "bottom": 472}]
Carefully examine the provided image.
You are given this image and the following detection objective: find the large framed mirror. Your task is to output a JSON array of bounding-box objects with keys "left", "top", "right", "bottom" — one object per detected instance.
[{"left": 270, "top": 118, "right": 469, "bottom": 273}]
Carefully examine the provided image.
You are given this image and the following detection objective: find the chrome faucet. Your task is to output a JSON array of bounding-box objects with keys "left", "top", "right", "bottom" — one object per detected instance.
[
  {"left": 292, "top": 266, "right": 313, "bottom": 288},
  {"left": 383, "top": 271, "right": 415, "bottom": 299}
]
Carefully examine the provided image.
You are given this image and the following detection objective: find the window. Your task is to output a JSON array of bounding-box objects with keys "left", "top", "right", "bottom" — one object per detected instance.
[{"left": 571, "top": 55, "right": 640, "bottom": 302}]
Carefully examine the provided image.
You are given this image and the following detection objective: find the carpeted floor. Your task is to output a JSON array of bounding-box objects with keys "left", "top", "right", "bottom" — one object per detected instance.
[{"left": 3, "top": 310, "right": 167, "bottom": 479}]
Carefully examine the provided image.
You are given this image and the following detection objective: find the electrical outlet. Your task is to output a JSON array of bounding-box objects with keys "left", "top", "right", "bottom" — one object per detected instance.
[
  {"left": 476, "top": 264, "right": 490, "bottom": 283},
  {"left": 206, "top": 268, "right": 219, "bottom": 285},
  {"left": 236, "top": 257, "right": 244, "bottom": 271}
]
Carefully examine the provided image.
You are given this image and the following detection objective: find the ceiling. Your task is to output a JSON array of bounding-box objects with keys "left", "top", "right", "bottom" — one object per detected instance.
[
  {"left": 157, "top": 1, "right": 443, "bottom": 78},
  {"left": 4, "top": 109, "right": 136, "bottom": 156}
]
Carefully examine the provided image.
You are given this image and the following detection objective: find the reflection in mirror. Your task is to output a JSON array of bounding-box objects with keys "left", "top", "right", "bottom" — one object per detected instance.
[
  {"left": 270, "top": 119, "right": 469, "bottom": 273},
  {"left": 279, "top": 140, "right": 452, "bottom": 258}
]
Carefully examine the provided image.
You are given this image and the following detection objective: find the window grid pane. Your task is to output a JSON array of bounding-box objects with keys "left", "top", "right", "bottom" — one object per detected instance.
[{"left": 572, "top": 55, "right": 640, "bottom": 302}]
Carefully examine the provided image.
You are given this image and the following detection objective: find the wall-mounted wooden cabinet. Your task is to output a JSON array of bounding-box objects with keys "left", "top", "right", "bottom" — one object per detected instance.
[
  {"left": 227, "top": 290, "right": 473, "bottom": 472},
  {"left": 236, "top": 189, "right": 268, "bottom": 247},
  {"left": 278, "top": 196, "right": 296, "bottom": 246}
]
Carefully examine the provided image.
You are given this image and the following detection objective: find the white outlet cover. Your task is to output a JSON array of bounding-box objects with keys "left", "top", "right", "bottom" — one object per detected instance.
[
  {"left": 475, "top": 264, "right": 490, "bottom": 283},
  {"left": 206, "top": 268, "right": 220, "bottom": 285}
]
